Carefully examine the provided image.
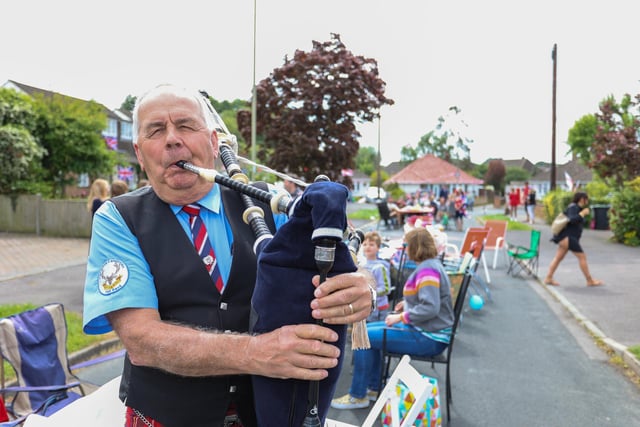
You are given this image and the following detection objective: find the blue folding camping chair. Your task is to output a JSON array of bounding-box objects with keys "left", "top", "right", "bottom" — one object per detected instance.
[{"left": 0, "top": 304, "right": 88, "bottom": 426}]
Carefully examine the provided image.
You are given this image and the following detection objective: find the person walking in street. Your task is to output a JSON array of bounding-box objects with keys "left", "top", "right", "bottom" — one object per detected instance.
[
  {"left": 544, "top": 191, "right": 603, "bottom": 287},
  {"left": 82, "top": 84, "right": 374, "bottom": 427}
]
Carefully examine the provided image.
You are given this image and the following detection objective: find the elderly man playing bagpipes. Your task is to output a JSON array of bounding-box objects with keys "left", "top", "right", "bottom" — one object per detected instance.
[{"left": 82, "top": 84, "right": 375, "bottom": 427}]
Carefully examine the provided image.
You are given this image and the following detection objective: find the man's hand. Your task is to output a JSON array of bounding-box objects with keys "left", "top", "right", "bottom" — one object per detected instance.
[
  {"left": 246, "top": 324, "right": 340, "bottom": 380},
  {"left": 310, "top": 270, "right": 373, "bottom": 324}
]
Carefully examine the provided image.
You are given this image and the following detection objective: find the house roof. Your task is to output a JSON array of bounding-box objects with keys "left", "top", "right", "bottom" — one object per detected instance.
[
  {"left": 529, "top": 159, "right": 593, "bottom": 183},
  {"left": 384, "top": 154, "right": 483, "bottom": 185},
  {"left": 3, "top": 80, "right": 118, "bottom": 119}
]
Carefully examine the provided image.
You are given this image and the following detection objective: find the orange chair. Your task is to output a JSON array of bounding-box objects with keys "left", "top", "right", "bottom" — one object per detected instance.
[
  {"left": 444, "top": 227, "right": 491, "bottom": 280},
  {"left": 483, "top": 220, "right": 508, "bottom": 269}
]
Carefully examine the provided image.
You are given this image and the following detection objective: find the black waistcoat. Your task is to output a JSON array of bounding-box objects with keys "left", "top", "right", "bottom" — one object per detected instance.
[{"left": 111, "top": 184, "right": 275, "bottom": 427}]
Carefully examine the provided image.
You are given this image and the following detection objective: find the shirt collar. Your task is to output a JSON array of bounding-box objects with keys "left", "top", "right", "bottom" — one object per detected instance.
[{"left": 170, "top": 184, "right": 221, "bottom": 216}]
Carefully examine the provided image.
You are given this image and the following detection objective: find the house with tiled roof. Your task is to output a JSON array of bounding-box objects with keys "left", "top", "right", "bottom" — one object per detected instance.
[
  {"left": 384, "top": 154, "right": 483, "bottom": 196},
  {"left": 499, "top": 157, "right": 539, "bottom": 175},
  {"left": 526, "top": 159, "right": 593, "bottom": 196},
  {"left": 2, "top": 80, "right": 139, "bottom": 194}
]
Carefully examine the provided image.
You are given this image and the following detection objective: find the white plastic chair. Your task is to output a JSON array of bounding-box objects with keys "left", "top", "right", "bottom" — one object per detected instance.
[{"left": 325, "top": 355, "right": 433, "bottom": 427}]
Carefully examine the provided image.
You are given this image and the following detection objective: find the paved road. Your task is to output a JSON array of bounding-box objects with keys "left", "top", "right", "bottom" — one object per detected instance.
[{"left": 1, "top": 204, "right": 640, "bottom": 426}]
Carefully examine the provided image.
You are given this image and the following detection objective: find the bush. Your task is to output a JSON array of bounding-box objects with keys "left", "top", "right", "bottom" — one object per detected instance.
[
  {"left": 543, "top": 189, "right": 574, "bottom": 224},
  {"left": 609, "top": 177, "right": 640, "bottom": 246}
]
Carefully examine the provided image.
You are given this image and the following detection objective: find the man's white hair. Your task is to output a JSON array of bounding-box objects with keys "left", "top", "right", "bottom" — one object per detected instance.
[{"left": 131, "top": 84, "right": 218, "bottom": 145}]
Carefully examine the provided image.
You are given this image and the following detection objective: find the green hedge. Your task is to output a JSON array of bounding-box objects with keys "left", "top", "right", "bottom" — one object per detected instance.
[{"left": 609, "top": 178, "right": 640, "bottom": 246}]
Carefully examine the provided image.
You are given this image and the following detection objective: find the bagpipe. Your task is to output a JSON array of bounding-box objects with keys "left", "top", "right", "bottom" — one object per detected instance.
[{"left": 176, "top": 115, "right": 367, "bottom": 426}]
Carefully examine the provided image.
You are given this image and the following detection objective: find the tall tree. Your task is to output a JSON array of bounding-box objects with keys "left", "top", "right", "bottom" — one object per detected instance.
[
  {"left": 120, "top": 95, "right": 137, "bottom": 113},
  {"left": 484, "top": 159, "right": 506, "bottom": 194},
  {"left": 400, "top": 106, "right": 473, "bottom": 170},
  {"left": 567, "top": 114, "right": 597, "bottom": 165},
  {"left": 354, "top": 146, "right": 378, "bottom": 176},
  {"left": 240, "top": 33, "right": 393, "bottom": 184},
  {"left": 0, "top": 89, "right": 46, "bottom": 195},
  {"left": 32, "top": 94, "right": 119, "bottom": 198},
  {"left": 590, "top": 94, "right": 640, "bottom": 187}
]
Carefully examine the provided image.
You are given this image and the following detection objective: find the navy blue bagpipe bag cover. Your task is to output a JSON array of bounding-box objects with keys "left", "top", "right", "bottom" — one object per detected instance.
[{"left": 250, "top": 181, "right": 357, "bottom": 426}]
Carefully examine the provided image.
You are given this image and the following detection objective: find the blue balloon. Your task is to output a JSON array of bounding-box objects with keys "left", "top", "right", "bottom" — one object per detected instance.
[{"left": 469, "top": 295, "right": 484, "bottom": 310}]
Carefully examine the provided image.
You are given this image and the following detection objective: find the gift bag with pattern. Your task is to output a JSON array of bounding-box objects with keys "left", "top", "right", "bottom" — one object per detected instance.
[{"left": 380, "top": 375, "right": 441, "bottom": 427}]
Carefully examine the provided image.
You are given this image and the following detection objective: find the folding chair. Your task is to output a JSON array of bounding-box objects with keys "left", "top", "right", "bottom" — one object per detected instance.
[
  {"left": 380, "top": 272, "right": 473, "bottom": 423},
  {"left": 443, "top": 227, "right": 491, "bottom": 283},
  {"left": 482, "top": 220, "right": 508, "bottom": 269},
  {"left": 325, "top": 355, "right": 434, "bottom": 427},
  {"left": 442, "top": 227, "right": 492, "bottom": 302},
  {"left": 507, "top": 229, "right": 541, "bottom": 277},
  {"left": 0, "top": 304, "right": 89, "bottom": 425}
]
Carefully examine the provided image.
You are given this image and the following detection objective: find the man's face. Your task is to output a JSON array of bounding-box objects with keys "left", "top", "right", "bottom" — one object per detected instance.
[{"left": 134, "top": 91, "right": 218, "bottom": 204}]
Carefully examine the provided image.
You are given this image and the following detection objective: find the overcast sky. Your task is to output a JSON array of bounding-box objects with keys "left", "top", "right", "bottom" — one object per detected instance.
[{"left": 3, "top": 0, "right": 639, "bottom": 166}]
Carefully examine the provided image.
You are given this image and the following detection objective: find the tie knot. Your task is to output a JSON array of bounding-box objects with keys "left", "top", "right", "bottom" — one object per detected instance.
[{"left": 182, "top": 204, "right": 201, "bottom": 217}]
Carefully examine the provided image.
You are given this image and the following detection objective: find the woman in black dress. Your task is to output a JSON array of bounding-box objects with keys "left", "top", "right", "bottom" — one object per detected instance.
[{"left": 544, "top": 192, "right": 603, "bottom": 287}]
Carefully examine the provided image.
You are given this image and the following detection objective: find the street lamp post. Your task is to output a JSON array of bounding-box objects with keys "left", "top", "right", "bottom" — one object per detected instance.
[
  {"left": 377, "top": 116, "right": 381, "bottom": 199},
  {"left": 550, "top": 43, "right": 557, "bottom": 191},
  {"left": 251, "top": 0, "right": 258, "bottom": 179}
]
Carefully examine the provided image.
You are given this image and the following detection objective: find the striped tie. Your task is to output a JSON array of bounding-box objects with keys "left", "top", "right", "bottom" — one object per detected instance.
[{"left": 182, "top": 204, "right": 224, "bottom": 293}]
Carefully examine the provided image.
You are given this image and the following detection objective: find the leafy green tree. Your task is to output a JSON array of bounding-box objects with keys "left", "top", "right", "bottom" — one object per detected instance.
[
  {"left": 0, "top": 126, "right": 46, "bottom": 195},
  {"left": 239, "top": 33, "right": 394, "bottom": 185},
  {"left": 120, "top": 95, "right": 137, "bottom": 113},
  {"left": 590, "top": 94, "right": 640, "bottom": 187},
  {"left": 471, "top": 162, "right": 488, "bottom": 180},
  {"left": 504, "top": 167, "right": 530, "bottom": 185},
  {"left": 609, "top": 177, "right": 640, "bottom": 246},
  {"left": 567, "top": 114, "right": 597, "bottom": 164},
  {"left": 355, "top": 146, "right": 378, "bottom": 176},
  {"left": 0, "top": 89, "right": 46, "bottom": 195},
  {"left": 401, "top": 106, "right": 473, "bottom": 170},
  {"left": 32, "top": 94, "right": 119, "bottom": 198}
]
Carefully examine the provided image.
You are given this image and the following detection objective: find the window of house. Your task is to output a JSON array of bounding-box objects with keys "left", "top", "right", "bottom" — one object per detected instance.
[{"left": 120, "top": 121, "right": 132, "bottom": 140}]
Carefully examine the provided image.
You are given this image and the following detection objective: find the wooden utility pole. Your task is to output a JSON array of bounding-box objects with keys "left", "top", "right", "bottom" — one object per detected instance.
[{"left": 550, "top": 43, "right": 557, "bottom": 191}]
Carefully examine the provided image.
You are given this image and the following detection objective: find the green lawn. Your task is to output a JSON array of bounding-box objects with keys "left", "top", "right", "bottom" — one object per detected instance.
[{"left": 475, "top": 213, "right": 533, "bottom": 231}]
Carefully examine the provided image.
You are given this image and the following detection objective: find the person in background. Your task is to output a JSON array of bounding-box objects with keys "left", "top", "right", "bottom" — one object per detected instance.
[
  {"left": 110, "top": 179, "right": 129, "bottom": 197},
  {"left": 508, "top": 187, "right": 520, "bottom": 221},
  {"left": 544, "top": 191, "right": 603, "bottom": 287},
  {"left": 453, "top": 189, "right": 466, "bottom": 231},
  {"left": 522, "top": 182, "right": 531, "bottom": 222},
  {"left": 335, "top": 228, "right": 453, "bottom": 411},
  {"left": 331, "top": 231, "right": 392, "bottom": 409},
  {"left": 526, "top": 188, "right": 536, "bottom": 225},
  {"left": 283, "top": 177, "right": 302, "bottom": 198},
  {"left": 82, "top": 84, "right": 374, "bottom": 427},
  {"left": 86, "top": 178, "right": 110, "bottom": 216},
  {"left": 137, "top": 179, "right": 150, "bottom": 188}
]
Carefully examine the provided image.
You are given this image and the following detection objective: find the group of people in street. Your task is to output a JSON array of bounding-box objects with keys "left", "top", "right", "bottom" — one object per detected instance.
[{"left": 508, "top": 182, "right": 536, "bottom": 224}]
